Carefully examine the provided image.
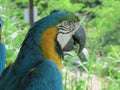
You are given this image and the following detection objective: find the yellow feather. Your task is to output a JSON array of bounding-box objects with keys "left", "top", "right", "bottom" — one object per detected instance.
[
  {"left": 40, "top": 27, "right": 62, "bottom": 70},
  {"left": 7, "top": 61, "right": 14, "bottom": 67},
  {"left": 29, "top": 68, "right": 36, "bottom": 72}
]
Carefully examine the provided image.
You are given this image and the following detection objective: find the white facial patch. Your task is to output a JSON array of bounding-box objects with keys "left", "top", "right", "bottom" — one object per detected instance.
[{"left": 57, "top": 21, "right": 80, "bottom": 49}]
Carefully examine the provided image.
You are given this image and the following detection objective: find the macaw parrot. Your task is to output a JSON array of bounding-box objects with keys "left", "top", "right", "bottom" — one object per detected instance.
[
  {"left": 0, "top": 20, "right": 6, "bottom": 75},
  {"left": 0, "top": 11, "right": 86, "bottom": 90}
]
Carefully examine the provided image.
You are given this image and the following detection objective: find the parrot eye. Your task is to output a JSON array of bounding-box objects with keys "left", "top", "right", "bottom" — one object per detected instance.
[{"left": 62, "top": 21, "right": 73, "bottom": 27}]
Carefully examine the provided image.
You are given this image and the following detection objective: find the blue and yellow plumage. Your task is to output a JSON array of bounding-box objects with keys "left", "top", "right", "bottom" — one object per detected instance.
[
  {"left": 0, "top": 11, "right": 86, "bottom": 90},
  {"left": 0, "top": 20, "right": 6, "bottom": 75}
]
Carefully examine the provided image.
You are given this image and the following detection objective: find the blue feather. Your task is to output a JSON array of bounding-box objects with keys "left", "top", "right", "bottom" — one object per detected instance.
[{"left": 0, "top": 42, "right": 6, "bottom": 75}]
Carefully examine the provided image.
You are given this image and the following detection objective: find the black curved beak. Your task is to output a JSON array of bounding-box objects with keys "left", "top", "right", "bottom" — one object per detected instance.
[{"left": 63, "top": 25, "right": 86, "bottom": 54}]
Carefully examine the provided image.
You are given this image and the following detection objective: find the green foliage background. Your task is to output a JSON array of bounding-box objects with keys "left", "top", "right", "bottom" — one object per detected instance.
[{"left": 0, "top": 0, "right": 120, "bottom": 90}]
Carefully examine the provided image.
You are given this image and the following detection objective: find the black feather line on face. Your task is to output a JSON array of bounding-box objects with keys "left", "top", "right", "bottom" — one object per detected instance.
[
  {"left": 55, "top": 37, "right": 64, "bottom": 59},
  {"left": 57, "top": 29, "right": 74, "bottom": 35}
]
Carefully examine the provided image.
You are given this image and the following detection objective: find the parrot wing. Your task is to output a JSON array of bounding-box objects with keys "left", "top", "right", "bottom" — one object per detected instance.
[{"left": 18, "top": 60, "right": 62, "bottom": 90}]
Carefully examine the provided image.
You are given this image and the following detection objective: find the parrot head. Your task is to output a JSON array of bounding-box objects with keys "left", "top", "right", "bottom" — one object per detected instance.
[
  {"left": 50, "top": 10, "right": 86, "bottom": 54},
  {"left": 20, "top": 11, "right": 85, "bottom": 70}
]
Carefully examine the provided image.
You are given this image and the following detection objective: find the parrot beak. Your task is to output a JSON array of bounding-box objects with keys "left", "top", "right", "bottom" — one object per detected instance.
[{"left": 63, "top": 25, "right": 86, "bottom": 54}]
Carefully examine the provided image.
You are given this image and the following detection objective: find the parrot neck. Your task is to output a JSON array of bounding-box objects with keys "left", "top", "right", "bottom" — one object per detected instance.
[{"left": 41, "top": 27, "right": 62, "bottom": 70}]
